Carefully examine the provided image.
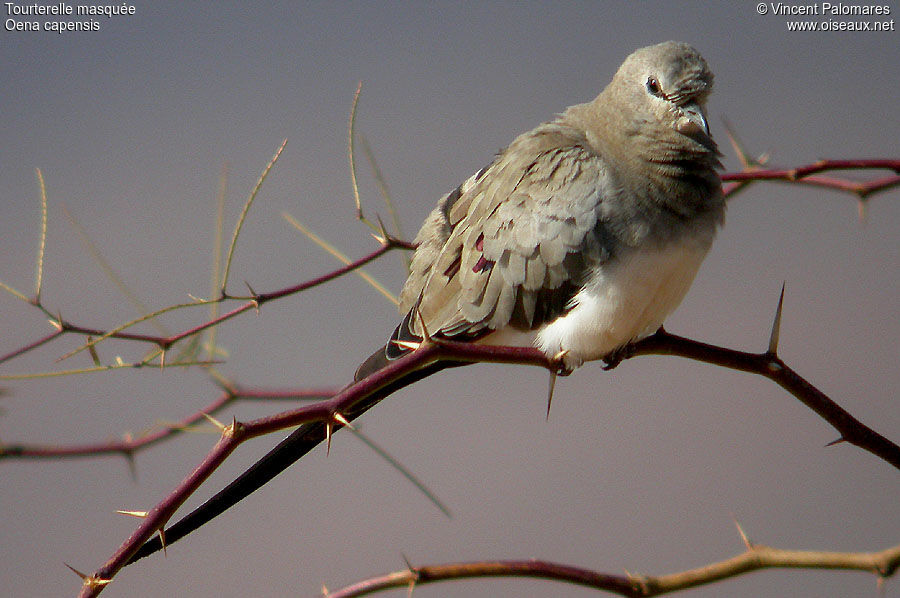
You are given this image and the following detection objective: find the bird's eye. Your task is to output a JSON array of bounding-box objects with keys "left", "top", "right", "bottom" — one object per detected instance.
[{"left": 645, "top": 77, "right": 662, "bottom": 97}]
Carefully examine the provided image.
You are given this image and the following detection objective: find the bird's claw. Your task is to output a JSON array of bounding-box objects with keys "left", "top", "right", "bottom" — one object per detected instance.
[
  {"left": 551, "top": 350, "right": 575, "bottom": 376},
  {"left": 601, "top": 345, "right": 632, "bottom": 370}
]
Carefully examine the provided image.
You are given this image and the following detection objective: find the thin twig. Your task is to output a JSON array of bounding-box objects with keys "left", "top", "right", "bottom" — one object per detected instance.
[
  {"left": 221, "top": 139, "right": 287, "bottom": 293},
  {"left": 0, "top": 386, "right": 336, "bottom": 460},
  {"left": 207, "top": 161, "right": 229, "bottom": 360},
  {"left": 61, "top": 204, "right": 170, "bottom": 336},
  {"left": 33, "top": 168, "right": 48, "bottom": 303},
  {"left": 359, "top": 133, "right": 405, "bottom": 242},
  {"left": 347, "top": 81, "right": 366, "bottom": 223},
  {"left": 282, "top": 211, "right": 399, "bottom": 305}
]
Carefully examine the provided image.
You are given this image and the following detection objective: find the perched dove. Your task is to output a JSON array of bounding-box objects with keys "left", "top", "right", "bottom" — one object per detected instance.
[
  {"left": 128, "top": 42, "right": 724, "bottom": 561},
  {"left": 357, "top": 40, "right": 724, "bottom": 379}
]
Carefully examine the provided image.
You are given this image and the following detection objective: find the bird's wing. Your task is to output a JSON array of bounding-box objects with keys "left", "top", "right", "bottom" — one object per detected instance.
[{"left": 404, "top": 121, "right": 614, "bottom": 340}]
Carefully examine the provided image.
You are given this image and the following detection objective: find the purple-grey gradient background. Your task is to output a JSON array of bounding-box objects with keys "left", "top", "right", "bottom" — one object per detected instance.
[{"left": 1, "top": 2, "right": 898, "bottom": 597}]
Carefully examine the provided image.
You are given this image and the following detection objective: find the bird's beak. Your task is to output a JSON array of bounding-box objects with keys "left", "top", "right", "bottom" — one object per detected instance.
[{"left": 675, "top": 100, "right": 710, "bottom": 138}]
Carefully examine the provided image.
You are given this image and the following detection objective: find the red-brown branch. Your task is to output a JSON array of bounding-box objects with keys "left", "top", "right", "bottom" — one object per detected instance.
[
  {"left": 5, "top": 160, "right": 896, "bottom": 371},
  {"left": 0, "top": 236, "right": 413, "bottom": 368},
  {"left": 721, "top": 158, "right": 900, "bottom": 198},
  {"left": 0, "top": 386, "right": 336, "bottom": 460},
  {"left": 74, "top": 328, "right": 899, "bottom": 596},
  {"left": 0, "top": 158, "right": 895, "bottom": 595}
]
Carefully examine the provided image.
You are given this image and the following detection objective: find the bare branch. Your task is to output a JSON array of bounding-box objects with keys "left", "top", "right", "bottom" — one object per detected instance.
[
  {"left": 324, "top": 542, "right": 900, "bottom": 597},
  {"left": 722, "top": 158, "right": 900, "bottom": 199},
  {"left": 69, "top": 315, "right": 899, "bottom": 596},
  {"left": 0, "top": 385, "right": 336, "bottom": 460},
  {"left": 0, "top": 237, "right": 412, "bottom": 368},
  {"left": 1, "top": 159, "right": 888, "bottom": 371},
  {"left": 2, "top": 155, "right": 894, "bottom": 597}
]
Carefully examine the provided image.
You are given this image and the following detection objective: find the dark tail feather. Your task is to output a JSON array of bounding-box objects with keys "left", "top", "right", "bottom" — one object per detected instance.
[
  {"left": 354, "top": 309, "right": 424, "bottom": 381},
  {"left": 354, "top": 344, "right": 391, "bottom": 382},
  {"left": 127, "top": 352, "right": 463, "bottom": 565}
]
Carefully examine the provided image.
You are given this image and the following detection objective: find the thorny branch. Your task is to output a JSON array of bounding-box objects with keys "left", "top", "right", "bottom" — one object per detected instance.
[
  {"left": 71, "top": 318, "right": 900, "bottom": 597},
  {"left": 323, "top": 542, "right": 900, "bottom": 597},
  {"left": 1, "top": 159, "right": 895, "bottom": 461},
  {"left": 721, "top": 158, "right": 900, "bottom": 199},
  {"left": 0, "top": 158, "right": 896, "bottom": 597},
  {"left": 0, "top": 235, "right": 415, "bottom": 370},
  {"left": 0, "top": 384, "right": 337, "bottom": 460}
]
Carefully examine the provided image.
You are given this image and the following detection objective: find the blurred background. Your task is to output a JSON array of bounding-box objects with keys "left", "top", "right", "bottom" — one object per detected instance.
[{"left": 1, "top": 2, "right": 897, "bottom": 597}]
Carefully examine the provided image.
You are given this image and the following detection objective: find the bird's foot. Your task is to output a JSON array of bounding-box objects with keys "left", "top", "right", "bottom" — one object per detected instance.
[
  {"left": 601, "top": 345, "right": 634, "bottom": 370},
  {"left": 551, "top": 350, "right": 579, "bottom": 376}
]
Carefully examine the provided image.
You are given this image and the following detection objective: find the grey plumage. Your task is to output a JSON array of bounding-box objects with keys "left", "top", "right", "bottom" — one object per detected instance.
[{"left": 357, "top": 41, "right": 724, "bottom": 380}]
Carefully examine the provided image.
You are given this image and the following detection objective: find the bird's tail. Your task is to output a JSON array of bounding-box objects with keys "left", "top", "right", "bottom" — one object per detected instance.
[
  {"left": 354, "top": 343, "right": 392, "bottom": 382},
  {"left": 126, "top": 345, "right": 460, "bottom": 565}
]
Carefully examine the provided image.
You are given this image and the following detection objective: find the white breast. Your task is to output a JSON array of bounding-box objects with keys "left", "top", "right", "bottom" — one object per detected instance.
[{"left": 533, "top": 240, "right": 710, "bottom": 367}]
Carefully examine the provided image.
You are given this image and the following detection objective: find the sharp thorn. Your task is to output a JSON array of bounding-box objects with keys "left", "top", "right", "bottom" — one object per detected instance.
[
  {"left": 767, "top": 283, "right": 785, "bottom": 354},
  {"left": 857, "top": 199, "right": 868, "bottom": 225},
  {"left": 64, "top": 563, "right": 89, "bottom": 581},
  {"left": 87, "top": 336, "right": 101, "bottom": 366},
  {"left": 201, "top": 412, "right": 227, "bottom": 432},
  {"left": 124, "top": 450, "right": 138, "bottom": 482},
  {"left": 115, "top": 509, "right": 148, "bottom": 518},
  {"left": 326, "top": 421, "right": 333, "bottom": 456},
  {"left": 245, "top": 281, "right": 260, "bottom": 312},
  {"left": 546, "top": 371, "right": 557, "bottom": 420},
  {"left": 64, "top": 563, "right": 112, "bottom": 588},
  {"left": 825, "top": 437, "right": 846, "bottom": 447},
  {"left": 401, "top": 553, "right": 415, "bottom": 571},
  {"left": 333, "top": 412, "right": 353, "bottom": 429},
  {"left": 732, "top": 515, "right": 753, "bottom": 549},
  {"left": 375, "top": 213, "right": 389, "bottom": 240},
  {"left": 722, "top": 119, "right": 752, "bottom": 168},
  {"left": 391, "top": 339, "right": 421, "bottom": 351}
]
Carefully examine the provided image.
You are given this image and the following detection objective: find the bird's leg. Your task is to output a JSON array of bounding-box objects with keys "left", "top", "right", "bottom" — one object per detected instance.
[
  {"left": 601, "top": 349, "right": 626, "bottom": 370},
  {"left": 602, "top": 326, "right": 665, "bottom": 370},
  {"left": 551, "top": 350, "right": 575, "bottom": 376}
]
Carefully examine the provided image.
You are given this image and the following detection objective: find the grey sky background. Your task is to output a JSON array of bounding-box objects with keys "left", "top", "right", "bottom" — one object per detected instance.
[{"left": 1, "top": 2, "right": 898, "bottom": 597}]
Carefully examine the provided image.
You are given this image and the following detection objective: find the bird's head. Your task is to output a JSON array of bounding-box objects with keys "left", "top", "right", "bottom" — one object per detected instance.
[{"left": 606, "top": 41, "right": 715, "bottom": 144}]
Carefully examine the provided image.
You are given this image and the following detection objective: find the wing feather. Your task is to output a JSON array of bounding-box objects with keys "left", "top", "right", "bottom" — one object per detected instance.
[{"left": 402, "top": 119, "right": 613, "bottom": 340}]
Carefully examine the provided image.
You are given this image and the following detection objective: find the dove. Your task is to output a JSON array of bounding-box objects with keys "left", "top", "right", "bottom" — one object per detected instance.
[
  {"left": 127, "top": 41, "right": 724, "bottom": 562},
  {"left": 356, "top": 40, "right": 724, "bottom": 378}
]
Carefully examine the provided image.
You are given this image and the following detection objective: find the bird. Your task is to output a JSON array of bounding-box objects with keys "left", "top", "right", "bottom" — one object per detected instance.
[
  {"left": 356, "top": 40, "right": 724, "bottom": 380},
  {"left": 127, "top": 41, "right": 725, "bottom": 562}
]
